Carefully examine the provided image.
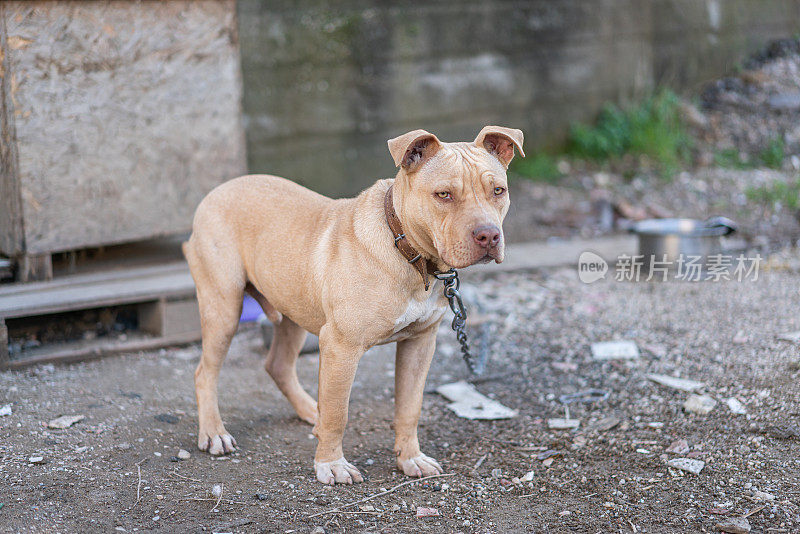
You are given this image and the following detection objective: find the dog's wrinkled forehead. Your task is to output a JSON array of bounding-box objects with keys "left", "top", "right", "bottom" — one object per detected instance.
[
  {"left": 424, "top": 142, "right": 507, "bottom": 179},
  {"left": 387, "top": 126, "right": 524, "bottom": 176}
]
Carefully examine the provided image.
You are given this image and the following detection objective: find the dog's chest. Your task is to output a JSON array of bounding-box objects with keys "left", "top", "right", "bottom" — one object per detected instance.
[{"left": 392, "top": 284, "right": 447, "bottom": 335}]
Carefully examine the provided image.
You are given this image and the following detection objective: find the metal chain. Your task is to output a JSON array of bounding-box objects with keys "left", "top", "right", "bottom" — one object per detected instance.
[{"left": 433, "top": 269, "right": 478, "bottom": 374}]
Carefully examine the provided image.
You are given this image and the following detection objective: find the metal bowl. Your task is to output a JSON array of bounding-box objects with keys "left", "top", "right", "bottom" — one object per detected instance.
[{"left": 631, "top": 217, "right": 737, "bottom": 264}]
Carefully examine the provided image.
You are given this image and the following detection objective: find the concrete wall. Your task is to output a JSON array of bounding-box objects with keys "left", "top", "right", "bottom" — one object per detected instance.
[
  {"left": 0, "top": 1, "right": 246, "bottom": 256},
  {"left": 238, "top": 0, "right": 800, "bottom": 197}
]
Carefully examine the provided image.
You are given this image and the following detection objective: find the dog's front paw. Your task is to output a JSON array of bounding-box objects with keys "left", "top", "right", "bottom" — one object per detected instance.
[
  {"left": 397, "top": 453, "right": 443, "bottom": 478},
  {"left": 314, "top": 457, "right": 364, "bottom": 485},
  {"left": 198, "top": 432, "right": 237, "bottom": 455}
]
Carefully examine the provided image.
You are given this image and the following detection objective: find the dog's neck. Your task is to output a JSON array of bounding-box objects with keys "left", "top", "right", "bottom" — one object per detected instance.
[{"left": 385, "top": 183, "right": 444, "bottom": 290}]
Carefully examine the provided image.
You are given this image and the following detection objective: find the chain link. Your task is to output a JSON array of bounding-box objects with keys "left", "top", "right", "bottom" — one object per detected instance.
[{"left": 433, "top": 269, "right": 478, "bottom": 374}]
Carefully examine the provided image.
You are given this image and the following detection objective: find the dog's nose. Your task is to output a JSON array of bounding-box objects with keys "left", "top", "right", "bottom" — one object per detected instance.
[{"left": 472, "top": 225, "right": 501, "bottom": 249}]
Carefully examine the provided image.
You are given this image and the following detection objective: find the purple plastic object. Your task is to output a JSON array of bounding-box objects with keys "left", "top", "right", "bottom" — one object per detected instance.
[{"left": 240, "top": 294, "right": 263, "bottom": 323}]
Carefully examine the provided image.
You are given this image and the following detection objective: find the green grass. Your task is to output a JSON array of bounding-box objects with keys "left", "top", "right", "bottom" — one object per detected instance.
[
  {"left": 746, "top": 177, "right": 800, "bottom": 210},
  {"left": 566, "top": 89, "right": 692, "bottom": 178},
  {"left": 759, "top": 136, "right": 785, "bottom": 169},
  {"left": 509, "top": 152, "right": 563, "bottom": 183},
  {"left": 714, "top": 136, "right": 785, "bottom": 170}
]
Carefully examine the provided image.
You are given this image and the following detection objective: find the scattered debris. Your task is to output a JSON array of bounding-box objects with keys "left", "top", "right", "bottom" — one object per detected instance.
[
  {"left": 591, "top": 341, "right": 639, "bottom": 360},
  {"left": 732, "top": 331, "right": 749, "bottom": 344},
  {"left": 154, "top": 413, "right": 180, "bottom": 425},
  {"left": 647, "top": 374, "right": 704, "bottom": 392},
  {"left": 177, "top": 449, "right": 191, "bottom": 460},
  {"left": 667, "top": 457, "right": 705, "bottom": 475},
  {"left": 47, "top": 415, "right": 85, "bottom": 429},
  {"left": 436, "top": 381, "right": 517, "bottom": 420},
  {"left": 762, "top": 424, "right": 800, "bottom": 440},
  {"left": 666, "top": 439, "right": 690, "bottom": 455},
  {"left": 558, "top": 389, "right": 609, "bottom": 404},
  {"left": 593, "top": 416, "right": 621, "bottom": 432},
  {"left": 777, "top": 331, "right": 800, "bottom": 343},
  {"left": 714, "top": 516, "right": 751, "bottom": 533},
  {"left": 551, "top": 361, "right": 578, "bottom": 372},
  {"left": 416, "top": 507, "right": 439, "bottom": 518},
  {"left": 684, "top": 394, "right": 717, "bottom": 415},
  {"left": 725, "top": 398, "right": 747, "bottom": 415},
  {"left": 0, "top": 404, "right": 11, "bottom": 417},
  {"left": 547, "top": 418, "right": 580, "bottom": 430},
  {"left": 751, "top": 489, "right": 775, "bottom": 501}
]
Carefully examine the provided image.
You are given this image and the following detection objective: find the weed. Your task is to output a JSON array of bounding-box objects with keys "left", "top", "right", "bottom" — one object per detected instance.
[
  {"left": 746, "top": 177, "right": 800, "bottom": 210},
  {"left": 566, "top": 89, "right": 692, "bottom": 178},
  {"left": 758, "top": 136, "right": 785, "bottom": 169}
]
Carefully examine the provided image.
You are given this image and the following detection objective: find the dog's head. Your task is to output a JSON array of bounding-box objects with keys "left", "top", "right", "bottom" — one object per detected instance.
[{"left": 388, "top": 126, "right": 524, "bottom": 269}]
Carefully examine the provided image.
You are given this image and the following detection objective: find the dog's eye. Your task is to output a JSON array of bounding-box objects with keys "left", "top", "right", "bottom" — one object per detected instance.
[
  {"left": 436, "top": 191, "right": 451, "bottom": 200},
  {"left": 494, "top": 186, "right": 506, "bottom": 195}
]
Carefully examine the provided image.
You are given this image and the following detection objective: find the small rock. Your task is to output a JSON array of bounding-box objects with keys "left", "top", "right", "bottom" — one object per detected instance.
[
  {"left": 47, "top": 414, "right": 85, "bottom": 429},
  {"left": 177, "top": 449, "right": 191, "bottom": 460},
  {"left": 416, "top": 507, "right": 439, "bottom": 518},
  {"left": 666, "top": 439, "right": 690, "bottom": 454},
  {"left": 521, "top": 471, "right": 535, "bottom": 482},
  {"left": 684, "top": 394, "right": 717, "bottom": 415},
  {"left": 211, "top": 484, "right": 223, "bottom": 498},
  {"left": 116, "top": 442, "right": 132, "bottom": 451},
  {"left": 752, "top": 489, "right": 775, "bottom": 501},
  {"left": 667, "top": 457, "right": 705, "bottom": 475},
  {"left": 75, "top": 446, "right": 89, "bottom": 453},
  {"left": 537, "top": 450, "right": 561, "bottom": 461},
  {"left": 732, "top": 331, "right": 749, "bottom": 344},
  {"left": 591, "top": 340, "right": 639, "bottom": 360},
  {"left": 542, "top": 457, "right": 554, "bottom": 467},
  {"left": 491, "top": 468, "right": 502, "bottom": 478},
  {"left": 0, "top": 404, "right": 11, "bottom": 417},
  {"left": 547, "top": 418, "right": 580, "bottom": 430},
  {"left": 725, "top": 398, "right": 747, "bottom": 415},
  {"left": 154, "top": 413, "right": 180, "bottom": 425},
  {"left": 28, "top": 456, "right": 45, "bottom": 464},
  {"left": 714, "top": 516, "right": 751, "bottom": 533},
  {"left": 312, "top": 527, "right": 325, "bottom": 534},
  {"left": 767, "top": 92, "right": 800, "bottom": 111},
  {"left": 359, "top": 505, "right": 374, "bottom": 512},
  {"left": 558, "top": 510, "right": 571, "bottom": 516},
  {"left": 647, "top": 374, "right": 704, "bottom": 392},
  {"left": 254, "top": 493, "right": 269, "bottom": 501},
  {"left": 593, "top": 416, "right": 621, "bottom": 432},
  {"left": 511, "top": 477, "right": 521, "bottom": 485}
]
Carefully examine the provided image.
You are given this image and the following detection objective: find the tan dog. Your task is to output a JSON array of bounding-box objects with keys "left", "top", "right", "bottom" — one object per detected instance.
[{"left": 183, "top": 126, "right": 524, "bottom": 484}]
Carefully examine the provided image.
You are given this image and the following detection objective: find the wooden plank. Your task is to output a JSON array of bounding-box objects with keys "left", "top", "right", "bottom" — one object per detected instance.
[
  {"left": 16, "top": 253, "right": 52, "bottom": 282},
  {"left": 0, "top": 261, "right": 195, "bottom": 319},
  {"left": 139, "top": 297, "right": 201, "bottom": 338},
  {"left": 0, "top": 6, "right": 24, "bottom": 256},
  {"left": 0, "top": 318, "right": 8, "bottom": 365},
  {"left": 0, "top": 330, "right": 203, "bottom": 370}
]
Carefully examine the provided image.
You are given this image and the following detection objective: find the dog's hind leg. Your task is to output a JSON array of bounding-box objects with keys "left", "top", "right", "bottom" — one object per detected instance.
[
  {"left": 184, "top": 239, "right": 245, "bottom": 456},
  {"left": 250, "top": 286, "right": 318, "bottom": 425}
]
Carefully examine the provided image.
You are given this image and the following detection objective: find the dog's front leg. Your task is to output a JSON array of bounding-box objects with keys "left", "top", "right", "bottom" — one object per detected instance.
[
  {"left": 393, "top": 326, "right": 444, "bottom": 477},
  {"left": 313, "top": 326, "right": 365, "bottom": 485}
]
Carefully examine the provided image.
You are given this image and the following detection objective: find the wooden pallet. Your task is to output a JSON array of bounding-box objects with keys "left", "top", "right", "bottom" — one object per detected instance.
[{"left": 0, "top": 261, "right": 201, "bottom": 368}]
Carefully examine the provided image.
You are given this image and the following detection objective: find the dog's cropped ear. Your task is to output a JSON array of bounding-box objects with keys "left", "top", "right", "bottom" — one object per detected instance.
[
  {"left": 474, "top": 126, "right": 525, "bottom": 168},
  {"left": 387, "top": 129, "right": 442, "bottom": 171}
]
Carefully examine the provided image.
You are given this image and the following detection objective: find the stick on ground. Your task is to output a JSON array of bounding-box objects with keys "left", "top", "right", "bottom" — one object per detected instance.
[{"left": 308, "top": 473, "right": 455, "bottom": 518}]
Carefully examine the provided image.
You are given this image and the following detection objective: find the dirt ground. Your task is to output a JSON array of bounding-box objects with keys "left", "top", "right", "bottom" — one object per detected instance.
[{"left": 2, "top": 259, "right": 800, "bottom": 533}]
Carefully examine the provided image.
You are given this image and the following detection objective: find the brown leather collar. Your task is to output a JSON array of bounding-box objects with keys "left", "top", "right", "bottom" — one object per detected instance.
[{"left": 384, "top": 185, "right": 438, "bottom": 290}]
